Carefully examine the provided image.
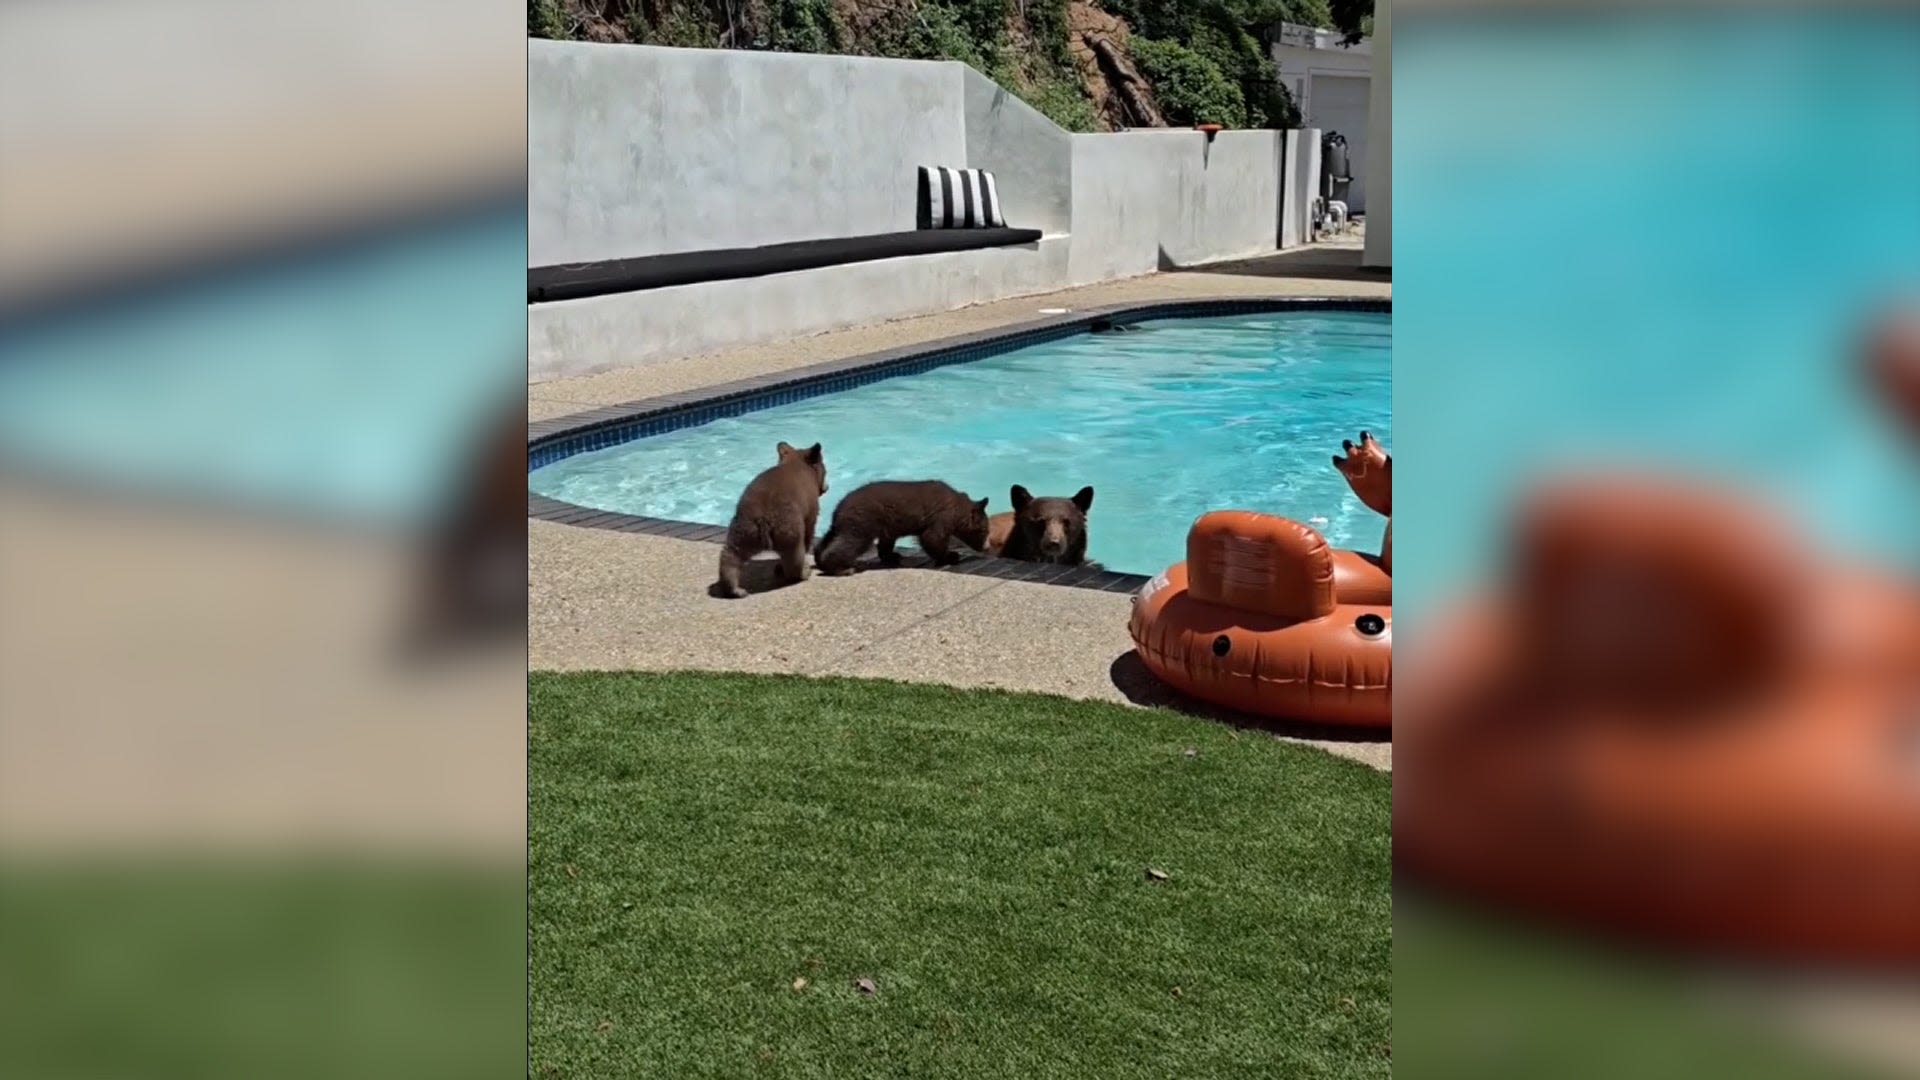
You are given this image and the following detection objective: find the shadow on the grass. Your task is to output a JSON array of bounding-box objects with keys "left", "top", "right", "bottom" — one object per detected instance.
[{"left": 1107, "top": 651, "right": 1391, "bottom": 744}]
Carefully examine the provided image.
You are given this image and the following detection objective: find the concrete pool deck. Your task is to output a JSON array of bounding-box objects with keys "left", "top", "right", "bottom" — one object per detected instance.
[{"left": 528, "top": 244, "right": 1393, "bottom": 771}]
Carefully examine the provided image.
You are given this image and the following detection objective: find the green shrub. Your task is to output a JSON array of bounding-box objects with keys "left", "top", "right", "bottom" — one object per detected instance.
[
  {"left": 1106, "top": 0, "right": 1304, "bottom": 129},
  {"left": 979, "top": 49, "right": 1099, "bottom": 133},
  {"left": 945, "top": 0, "right": 1013, "bottom": 52},
  {"left": 1024, "top": 0, "right": 1076, "bottom": 69},
  {"left": 528, "top": 0, "right": 567, "bottom": 40},
  {"left": 902, "top": 1, "right": 991, "bottom": 66},
  {"left": 1022, "top": 75, "right": 1103, "bottom": 132},
  {"left": 1285, "top": 0, "right": 1334, "bottom": 27},
  {"left": 524, "top": 0, "right": 1310, "bottom": 132},
  {"left": 1329, "top": 0, "right": 1373, "bottom": 45},
  {"left": 646, "top": 2, "right": 719, "bottom": 48},
  {"left": 766, "top": 0, "right": 842, "bottom": 54},
  {"left": 1189, "top": 20, "right": 1296, "bottom": 128},
  {"left": 1131, "top": 36, "right": 1246, "bottom": 128}
]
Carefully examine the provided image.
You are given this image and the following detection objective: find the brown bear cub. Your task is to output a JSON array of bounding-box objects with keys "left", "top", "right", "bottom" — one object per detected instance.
[
  {"left": 814, "top": 480, "right": 991, "bottom": 574},
  {"left": 987, "top": 484, "right": 1095, "bottom": 564},
  {"left": 715, "top": 441, "right": 827, "bottom": 598}
]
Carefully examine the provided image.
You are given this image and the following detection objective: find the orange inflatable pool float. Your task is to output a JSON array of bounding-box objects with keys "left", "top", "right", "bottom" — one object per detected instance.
[
  {"left": 1393, "top": 319, "right": 1920, "bottom": 966},
  {"left": 1128, "top": 433, "right": 1392, "bottom": 728},
  {"left": 1395, "top": 479, "right": 1920, "bottom": 965}
]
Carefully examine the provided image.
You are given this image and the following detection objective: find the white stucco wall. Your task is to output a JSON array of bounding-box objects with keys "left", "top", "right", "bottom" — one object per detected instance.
[
  {"left": 1066, "top": 130, "right": 1282, "bottom": 285},
  {"left": 529, "top": 41, "right": 965, "bottom": 265},
  {"left": 1280, "top": 128, "right": 1323, "bottom": 249},
  {"left": 961, "top": 67, "right": 1073, "bottom": 237},
  {"left": 529, "top": 42, "right": 1317, "bottom": 379},
  {"left": 1362, "top": 0, "right": 1390, "bottom": 269},
  {"left": 530, "top": 237, "right": 1070, "bottom": 380}
]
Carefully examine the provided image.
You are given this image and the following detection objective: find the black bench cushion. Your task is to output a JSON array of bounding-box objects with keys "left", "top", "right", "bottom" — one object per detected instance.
[{"left": 528, "top": 227, "right": 1043, "bottom": 304}]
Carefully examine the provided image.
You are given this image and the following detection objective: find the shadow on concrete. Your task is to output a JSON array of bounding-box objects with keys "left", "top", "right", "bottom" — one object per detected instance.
[
  {"left": 1107, "top": 651, "right": 1391, "bottom": 744},
  {"left": 707, "top": 554, "right": 810, "bottom": 599},
  {"left": 708, "top": 547, "right": 974, "bottom": 597},
  {"left": 1168, "top": 244, "right": 1390, "bottom": 283}
]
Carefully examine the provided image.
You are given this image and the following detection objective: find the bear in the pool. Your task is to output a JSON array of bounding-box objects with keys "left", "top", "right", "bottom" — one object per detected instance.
[
  {"left": 814, "top": 480, "right": 991, "bottom": 574},
  {"left": 985, "top": 484, "right": 1095, "bottom": 565}
]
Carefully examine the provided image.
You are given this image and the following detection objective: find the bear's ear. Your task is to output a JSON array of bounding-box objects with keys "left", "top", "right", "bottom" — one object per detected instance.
[
  {"left": 973, "top": 497, "right": 989, "bottom": 513},
  {"left": 805, "top": 443, "right": 823, "bottom": 464},
  {"left": 1072, "top": 486, "right": 1095, "bottom": 512},
  {"left": 1010, "top": 485, "right": 1033, "bottom": 511},
  {"left": 776, "top": 441, "right": 796, "bottom": 459}
]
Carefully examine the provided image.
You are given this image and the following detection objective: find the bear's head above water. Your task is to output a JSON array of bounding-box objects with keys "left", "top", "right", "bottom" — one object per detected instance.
[{"left": 1003, "top": 484, "right": 1094, "bottom": 564}]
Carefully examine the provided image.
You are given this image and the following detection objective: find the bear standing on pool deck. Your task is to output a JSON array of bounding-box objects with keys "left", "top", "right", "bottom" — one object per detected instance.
[
  {"left": 715, "top": 441, "right": 827, "bottom": 599},
  {"left": 987, "top": 485, "right": 1096, "bottom": 565},
  {"left": 814, "top": 480, "right": 992, "bottom": 574}
]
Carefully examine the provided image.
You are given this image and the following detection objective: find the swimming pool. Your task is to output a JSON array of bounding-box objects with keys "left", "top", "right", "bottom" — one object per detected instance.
[
  {"left": 529, "top": 305, "right": 1391, "bottom": 576},
  {"left": 1394, "top": 8, "right": 1920, "bottom": 625},
  {"left": 0, "top": 206, "right": 527, "bottom": 530}
]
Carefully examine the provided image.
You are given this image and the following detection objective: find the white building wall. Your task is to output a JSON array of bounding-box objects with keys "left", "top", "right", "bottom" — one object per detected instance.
[
  {"left": 1271, "top": 24, "right": 1374, "bottom": 213},
  {"left": 1362, "top": 0, "right": 1391, "bottom": 269}
]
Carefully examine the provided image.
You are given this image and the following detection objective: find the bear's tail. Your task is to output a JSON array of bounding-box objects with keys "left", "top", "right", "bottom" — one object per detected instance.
[{"left": 813, "top": 526, "right": 837, "bottom": 559}]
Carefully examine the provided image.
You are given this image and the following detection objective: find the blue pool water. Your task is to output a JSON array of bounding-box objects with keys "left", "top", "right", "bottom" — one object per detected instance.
[
  {"left": 531, "top": 310, "right": 1391, "bottom": 575},
  {"left": 1395, "top": 8, "right": 1920, "bottom": 625},
  {"left": 0, "top": 207, "right": 527, "bottom": 529}
]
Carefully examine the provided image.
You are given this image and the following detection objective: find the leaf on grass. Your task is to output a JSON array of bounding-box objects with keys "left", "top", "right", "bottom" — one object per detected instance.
[
  {"left": 1183, "top": 748, "right": 1198, "bottom": 758},
  {"left": 1338, "top": 995, "right": 1356, "bottom": 1010},
  {"left": 563, "top": 864, "right": 579, "bottom": 879},
  {"left": 854, "top": 977, "right": 877, "bottom": 995},
  {"left": 595, "top": 1019, "right": 614, "bottom": 1033},
  {"left": 791, "top": 977, "right": 808, "bottom": 991},
  {"left": 1170, "top": 986, "right": 1183, "bottom": 998},
  {"left": 1145, "top": 868, "right": 1169, "bottom": 881}
]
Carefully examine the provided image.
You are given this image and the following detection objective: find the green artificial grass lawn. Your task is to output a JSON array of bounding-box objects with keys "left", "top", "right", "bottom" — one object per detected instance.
[
  {"left": 528, "top": 671, "right": 1393, "bottom": 1080},
  {"left": 0, "top": 858, "right": 525, "bottom": 1080},
  {"left": 1394, "top": 900, "right": 1883, "bottom": 1080}
]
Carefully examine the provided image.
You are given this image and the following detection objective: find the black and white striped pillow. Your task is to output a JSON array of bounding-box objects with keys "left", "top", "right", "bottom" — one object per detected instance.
[{"left": 917, "top": 166, "right": 1007, "bottom": 229}]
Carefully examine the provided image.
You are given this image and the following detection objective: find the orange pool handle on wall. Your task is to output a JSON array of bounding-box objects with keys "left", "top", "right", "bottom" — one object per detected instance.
[{"left": 1129, "top": 511, "right": 1391, "bottom": 727}]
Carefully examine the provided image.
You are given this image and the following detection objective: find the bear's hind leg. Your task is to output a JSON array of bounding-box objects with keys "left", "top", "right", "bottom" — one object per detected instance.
[
  {"left": 776, "top": 540, "right": 811, "bottom": 583},
  {"left": 815, "top": 529, "right": 868, "bottom": 576},
  {"left": 716, "top": 546, "right": 750, "bottom": 599}
]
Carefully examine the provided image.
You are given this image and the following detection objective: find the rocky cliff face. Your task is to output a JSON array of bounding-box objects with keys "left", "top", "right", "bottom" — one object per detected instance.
[{"left": 1064, "top": 2, "right": 1164, "bottom": 130}]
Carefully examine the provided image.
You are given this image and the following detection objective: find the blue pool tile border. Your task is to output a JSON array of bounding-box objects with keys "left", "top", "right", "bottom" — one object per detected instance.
[{"left": 528, "top": 295, "right": 1389, "bottom": 592}]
